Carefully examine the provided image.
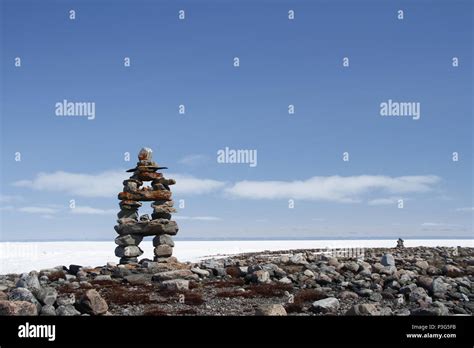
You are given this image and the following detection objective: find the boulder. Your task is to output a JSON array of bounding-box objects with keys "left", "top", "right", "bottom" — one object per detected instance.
[
  {"left": 417, "top": 276, "right": 433, "bottom": 290},
  {"left": 290, "top": 253, "right": 308, "bottom": 265},
  {"left": 442, "top": 265, "right": 463, "bottom": 278},
  {"left": 115, "top": 245, "right": 143, "bottom": 258},
  {"left": 415, "top": 260, "right": 429, "bottom": 270},
  {"left": 160, "top": 279, "right": 189, "bottom": 291},
  {"left": 37, "top": 287, "right": 57, "bottom": 306},
  {"left": 312, "top": 297, "right": 340, "bottom": 313},
  {"left": 40, "top": 304, "right": 56, "bottom": 316},
  {"left": 114, "top": 234, "right": 143, "bottom": 246},
  {"left": 68, "top": 264, "right": 83, "bottom": 275},
  {"left": 0, "top": 300, "right": 38, "bottom": 316},
  {"left": 152, "top": 235, "right": 175, "bottom": 247},
  {"left": 152, "top": 270, "right": 197, "bottom": 281},
  {"left": 124, "top": 274, "right": 153, "bottom": 285},
  {"left": 381, "top": 254, "right": 395, "bottom": 267},
  {"left": 191, "top": 267, "right": 210, "bottom": 277},
  {"left": 79, "top": 289, "right": 108, "bottom": 315},
  {"left": 56, "top": 305, "right": 81, "bottom": 316},
  {"left": 255, "top": 304, "right": 287, "bottom": 316},
  {"left": 431, "top": 277, "right": 449, "bottom": 297},
  {"left": 115, "top": 219, "right": 178, "bottom": 236},
  {"left": 344, "top": 261, "right": 360, "bottom": 273},
  {"left": 252, "top": 270, "right": 270, "bottom": 284},
  {"left": 9, "top": 288, "right": 40, "bottom": 307},
  {"left": 56, "top": 293, "right": 75, "bottom": 306},
  {"left": 346, "top": 303, "right": 380, "bottom": 316},
  {"left": 154, "top": 245, "right": 173, "bottom": 257}
]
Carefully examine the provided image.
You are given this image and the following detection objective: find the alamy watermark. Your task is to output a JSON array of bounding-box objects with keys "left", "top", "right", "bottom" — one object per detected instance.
[
  {"left": 217, "top": 147, "right": 257, "bottom": 167},
  {"left": 380, "top": 99, "right": 420, "bottom": 120},
  {"left": 55, "top": 99, "right": 96, "bottom": 120}
]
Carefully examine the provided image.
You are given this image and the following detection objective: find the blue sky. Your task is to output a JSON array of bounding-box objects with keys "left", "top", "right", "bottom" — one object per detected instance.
[{"left": 0, "top": 0, "right": 472, "bottom": 241}]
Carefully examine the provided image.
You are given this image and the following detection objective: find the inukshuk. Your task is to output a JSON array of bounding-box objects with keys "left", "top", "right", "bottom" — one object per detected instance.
[{"left": 114, "top": 147, "right": 178, "bottom": 264}]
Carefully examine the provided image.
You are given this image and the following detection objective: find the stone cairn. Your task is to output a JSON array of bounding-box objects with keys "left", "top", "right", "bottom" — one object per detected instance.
[
  {"left": 397, "top": 238, "right": 405, "bottom": 248},
  {"left": 114, "top": 147, "right": 178, "bottom": 264}
]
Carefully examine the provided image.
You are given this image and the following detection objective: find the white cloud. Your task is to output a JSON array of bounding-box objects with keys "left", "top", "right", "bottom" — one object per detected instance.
[
  {"left": 13, "top": 170, "right": 225, "bottom": 197},
  {"left": 178, "top": 154, "right": 209, "bottom": 166},
  {"left": 368, "top": 197, "right": 402, "bottom": 206},
  {"left": 456, "top": 207, "right": 474, "bottom": 212},
  {"left": 421, "top": 222, "right": 460, "bottom": 227},
  {"left": 0, "top": 205, "right": 15, "bottom": 211},
  {"left": 170, "top": 174, "right": 225, "bottom": 195},
  {"left": 0, "top": 194, "right": 23, "bottom": 203},
  {"left": 13, "top": 170, "right": 127, "bottom": 198},
  {"left": 225, "top": 175, "right": 440, "bottom": 202},
  {"left": 174, "top": 216, "right": 221, "bottom": 221},
  {"left": 19, "top": 206, "right": 58, "bottom": 214},
  {"left": 70, "top": 206, "right": 116, "bottom": 215}
]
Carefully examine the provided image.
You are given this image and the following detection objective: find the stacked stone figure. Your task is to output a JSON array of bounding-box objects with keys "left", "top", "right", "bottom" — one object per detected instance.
[
  {"left": 397, "top": 238, "right": 405, "bottom": 248},
  {"left": 114, "top": 147, "right": 179, "bottom": 264}
]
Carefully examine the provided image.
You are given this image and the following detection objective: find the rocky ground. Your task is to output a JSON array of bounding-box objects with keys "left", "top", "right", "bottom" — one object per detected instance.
[{"left": 0, "top": 246, "right": 472, "bottom": 316}]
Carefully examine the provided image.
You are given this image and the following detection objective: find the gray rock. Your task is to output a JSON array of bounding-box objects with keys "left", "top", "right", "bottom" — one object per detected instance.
[
  {"left": 344, "top": 261, "right": 360, "bottom": 273},
  {"left": 252, "top": 270, "right": 270, "bottom": 283},
  {"left": 369, "top": 292, "right": 383, "bottom": 302},
  {"left": 160, "top": 279, "right": 189, "bottom": 291},
  {"left": 56, "top": 293, "right": 75, "bottom": 306},
  {"left": 290, "top": 253, "right": 308, "bottom": 265},
  {"left": 0, "top": 300, "right": 38, "bottom": 316},
  {"left": 76, "top": 270, "right": 88, "bottom": 281},
  {"left": 339, "top": 291, "right": 359, "bottom": 300},
  {"left": 312, "top": 297, "right": 340, "bottom": 313},
  {"left": 115, "top": 246, "right": 143, "bottom": 258},
  {"left": 9, "top": 288, "right": 39, "bottom": 306},
  {"left": 381, "top": 254, "right": 395, "bottom": 267},
  {"left": 152, "top": 235, "right": 175, "bottom": 247},
  {"left": 37, "top": 287, "right": 57, "bottom": 306},
  {"left": 415, "top": 260, "right": 429, "bottom": 270},
  {"left": 65, "top": 274, "right": 76, "bottom": 281},
  {"left": 380, "top": 266, "right": 397, "bottom": 275},
  {"left": 115, "top": 234, "right": 143, "bottom": 246},
  {"left": 94, "top": 275, "right": 112, "bottom": 281},
  {"left": 200, "top": 259, "right": 223, "bottom": 270},
  {"left": 40, "top": 304, "right": 56, "bottom": 316},
  {"left": 346, "top": 303, "right": 380, "bottom": 316},
  {"left": 410, "top": 302, "right": 449, "bottom": 316},
  {"left": 124, "top": 274, "right": 153, "bottom": 285},
  {"left": 431, "top": 277, "right": 449, "bottom": 297},
  {"left": 278, "top": 277, "right": 292, "bottom": 284},
  {"left": 409, "top": 287, "right": 431, "bottom": 303},
  {"left": 255, "top": 304, "right": 287, "bottom": 316},
  {"left": 357, "top": 289, "right": 373, "bottom": 297},
  {"left": 154, "top": 245, "right": 173, "bottom": 257},
  {"left": 16, "top": 272, "right": 41, "bottom": 292},
  {"left": 79, "top": 289, "right": 108, "bottom": 315},
  {"left": 191, "top": 267, "right": 210, "bottom": 277},
  {"left": 152, "top": 270, "right": 197, "bottom": 281},
  {"left": 56, "top": 304, "right": 81, "bottom": 316}
]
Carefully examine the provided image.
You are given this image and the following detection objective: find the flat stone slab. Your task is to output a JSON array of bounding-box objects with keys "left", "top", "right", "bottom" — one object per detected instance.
[
  {"left": 115, "top": 219, "right": 178, "bottom": 236},
  {"left": 118, "top": 190, "right": 171, "bottom": 202}
]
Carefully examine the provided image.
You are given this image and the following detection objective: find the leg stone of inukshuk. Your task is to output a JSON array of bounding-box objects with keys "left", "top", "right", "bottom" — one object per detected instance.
[
  {"left": 115, "top": 199, "right": 144, "bottom": 264},
  {"left": 114, "top": 147, "right": 179, "bottom": 264}
]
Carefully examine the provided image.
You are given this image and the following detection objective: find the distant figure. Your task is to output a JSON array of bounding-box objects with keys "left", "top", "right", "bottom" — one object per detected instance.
[{"left": 397, "top": 238, "right": 405, "bottom": 248}]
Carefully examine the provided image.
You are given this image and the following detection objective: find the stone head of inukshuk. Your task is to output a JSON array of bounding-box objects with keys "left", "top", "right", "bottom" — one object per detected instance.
[{"left": 114, "top": 147, "right": 178, "bottom": 264}]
